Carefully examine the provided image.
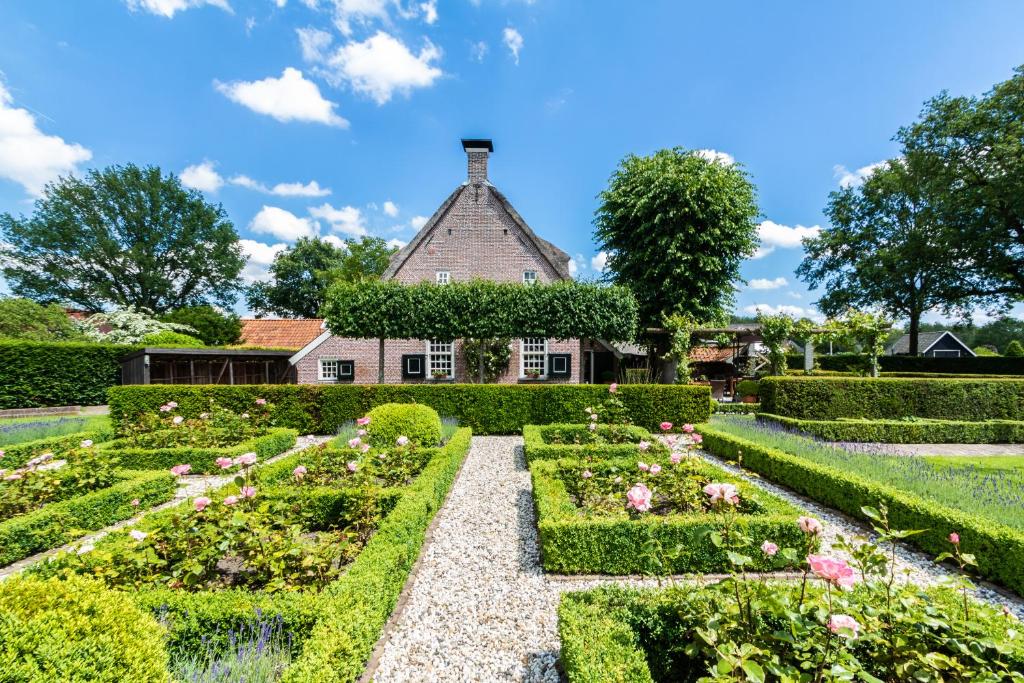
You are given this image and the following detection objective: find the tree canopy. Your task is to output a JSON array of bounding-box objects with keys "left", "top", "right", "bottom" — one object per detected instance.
[
  {"left": 246, "top": 236, "right": 397, "bottom": 318},
  {"left": 0, "top": 164, "right": 245, "bottom": 313},
  {"left": 0, "top": 297, "right": 85, "bottom": 341},
  {"left": 593, "top": 148, "right": 760, "bottom": 328},
  {"left": 159, "top": 305, "right": 241, "bottom": 346}
]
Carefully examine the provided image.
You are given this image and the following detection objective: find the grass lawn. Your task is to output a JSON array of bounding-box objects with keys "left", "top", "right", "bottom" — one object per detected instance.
[
  {"left": 0, "top": 414, "right": 110, "bottom": 447},
  {"left": 708, "top": 414, "right": 1024, "bottom": 531}
]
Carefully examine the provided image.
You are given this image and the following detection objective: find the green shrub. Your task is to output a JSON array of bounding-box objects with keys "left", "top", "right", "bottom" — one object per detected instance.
[
  {"left": 523, "top": 424, "right": 656, "bottom": 462},
  {"left": 735, "top": 379, "right": 759, "bottom": 398},
  {"left": 108, "top": 384, "right": 712, "bottom": 436},
  {"left": 712, "top": 402, "right": 760, "bottom": 414},
  {"left": 785, "top": 351, "right": 1024, "bottom": 375},
  {"left": 0, "top": 468, "right": 177, "bottom": 567},
  {"left": 140, "top": 330, "right": 205, "bottom": 347},
  {"left": 558, "top": 592, "right": 652, "bottom": 683},
  {"left": 757, "top": 413, "right": 1024, "bottom": 443},
  {"left": 1007, "top": 340, "right": 1024, "bottom": 357},
  {"left": 99, "top": 428, "right": 297, "bottom": 472},
  {"left": 0, "top": 429, "right": 113, "bottom": 468},
  {"left": 364, "top": 403, "right": 442, "bottom": 447},
  {"left": 759, "top": 376, "right": 1024, "bottom": 420},
  {"left": 0, "top": 575, "right": 171, "bottom": 682},
  {"left": 699, "top": 423, "right": 1024, "bottom": 596},
  {"left": 0, "top": 341, "right": 135, "bottom": 409}
]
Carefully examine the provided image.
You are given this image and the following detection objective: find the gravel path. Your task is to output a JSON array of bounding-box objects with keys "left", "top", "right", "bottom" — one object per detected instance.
[{"left": 0, "top": 434, "right": 330, "bottom": 579}]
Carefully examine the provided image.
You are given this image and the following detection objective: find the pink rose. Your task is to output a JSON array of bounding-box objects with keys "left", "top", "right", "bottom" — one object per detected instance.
[
  {"left": 167, "top": 401, "right": 178, "bottom": 409},
  {"left": 0, "top": 450, "right": 5, "bottom": 459},
  {"left": 235, "top": 452, "right": 258, "bottom": 467},
  {"left": 215, "top": 457, "right": 234, "bottom": 470},
  {"left": 240, "top": 486, "right": 256, "bottom": 498},
  {"left": 223, "top": 495, "right": 239, "bottom": 506},
  {"left": 130, "top": 498, "right": 140, "bottom": 507},
  {"left": 649, "top": 464, "right": 662, "bottom": 475},
  {"left": 670, "top": 453, "right": 683, "bottom": 465},
  {"left": 356, "top": 416, "right": 371, "bottom": 426},
  {"left": 703, "top": 482, "right": 740, "bottom": 505},
  {"left": 638, "top": 461, "right": 650, "bottom": 472},
  {"left": 361, "top": 443, "right": 371, "bottom": 453},
  {"left": 357, "top": 429, "right": 367, "bottom": 437},
  {"left": 255, "top": 398, "right": 267, "bottom": 405},
  {"left": 194, "top": 496, "right": 211, "bottom": 511},
  {"left": 638, "top": 440, "right": 651, "bottom": 452},
  {"left": 828, "top": 614, "right": 860, "bottom": 638},
  {"left": 347, "top": 461, "right": 358, "bottom": 472},
  {"left": 582, "top": 470, "right": 593, "bottom": 479},
  {"left": 949, "top": 532, "right": 960, "bottom": 545},
  {"left": 80, "top": 439, "right": 93, "bottom": 448},
  {"left": 348, "top": 437, "right": 361, "bottom": 449},
  {"left": 626, "top": 483, "right": 652, "bottom": 512},
  {"left": 682, "top": 424, "right": 694, "bottom": 433},
  {"left": 172, "top": 416, "right": 184, "bottom": 425},
  {"left": 199, "top": 412, "right": 210, "bottom": 419},
  {"left": 293, "top": 465, "right": 307, "bottom": 480},
  {"left": 587, "top": 423, "right": 597, "bottom": 432},
  {"left": 608, "top": 383, "right": 618, "bottom": 393},
  {"left": 589, "top": 413, "right": 599, "bottom": 422},
  {"left": 396, "top": 436, "right": 409, "bottom": 447},
  {"left": 690, "top": 433, "right": 703, "bottom": 444},
  {"left": 798, "top": 516, "right": 823, "bottom": 536},
  {"left": 761, "top": 541, "right": 779, "bottom": 556},
  {"left": 241, "top": 413, "right": 250, "bottom": 419},
  {"left": 159, "top": 404, "right": 172, "bottom": 412},
  {"left": 170, "top": 464, "right": 192, "bottom": 476},
  {"left": 808, "top": 554, "right": 857, "bottom": 589},
  {"left": 659, "top": 422, "right": 673, "bottom": 432}
]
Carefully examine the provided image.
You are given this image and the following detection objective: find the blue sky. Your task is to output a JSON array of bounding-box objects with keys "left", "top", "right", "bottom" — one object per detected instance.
[{"left": 1, "top": 1, "right": 1023, "bottom": 319}]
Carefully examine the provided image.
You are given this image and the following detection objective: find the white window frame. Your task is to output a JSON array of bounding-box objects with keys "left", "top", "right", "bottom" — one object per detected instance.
[
  {"left": 427, "top": 340, "right": 454, "bottom": 379},
  {"left": 318, "top": 358, "right": 340, "bottom": 382},
  {"left": 932, "top": 349, "right": 961, "bottom": 358},
  {"left": 520, "top": 338, "right": 548, "bottom": 378},
  {"left": 436, "top": 271, "right": 450, "bottom": 285},
  {"left": 523, "top": 270, "right": 538, "bottom": 286}
]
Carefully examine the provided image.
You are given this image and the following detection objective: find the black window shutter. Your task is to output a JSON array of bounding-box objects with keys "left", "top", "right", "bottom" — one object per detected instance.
[
  {"left": 548, "top": 353, "right": 571, "bottom": 377},
  {"left": 402, "top": 354, "right": 426, "bottom": 379},
  {"left": 338, "top": 360, "right": 355, "bottom": 380}
]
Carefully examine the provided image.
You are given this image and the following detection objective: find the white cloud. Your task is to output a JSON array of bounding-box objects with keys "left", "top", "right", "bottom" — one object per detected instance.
[
  {"left": 409, "top": 215, "right": 428, "bottom": 230},
  {"left": 695, "top": 148, "right": 735, "bottom": 166},
  {"left": 749, "top": 276, "right": 788, "bottom": 290},
  {"left": 329, "top": 0, "right": 390, "bottom": 35},
  {"left": 315, "top": 32, "right": 443, "bottom": 105},
  {"left": 833, "top": 161, "right": 884, "bottom": 188},
  {"left": 0, "top": 80, "right": 92, "bottom": 196},
  {"left": 419, "top": 0, "right": 437, "bottom": 24},
  {"left": 387, "top": 237, "right": 407, "bottom": 249},
  {"left": 382, "top": 200, "right": 399, "bottom": 217},
  {"left": 124, "top": 0, "right": 232, "bottom": 18},
  {"left": 591, "top": 251, "right": 608, "bottom": 272},
  {"left": 296, "top": 26, "right": 333, "bottom": 62},
  {"left": 752, "top": 220, "right": 821, "bottom": 259},
  {"left": 180, "top": 161, "right": 224, "bottom": 192},
  {"left": 787, "top": 291, "right": 803, "bottom": 299},
  {"left": 470, "top": 40, "right": 488, "bottom": 62},
  {"left": 567, "top": 257, "right": 578, "bottom": 277},
  {"left": 309, "top": 202, "right": 367, "bottom": 237},
  {"left": 274, "top": 0, "right": 288, "bottom": 7},
  {"left": 239, "top": 238, "right": 286, "bottom": 283},
  {"left": 743, "top": 303, "right": 813, "bottom": 318},
  {"left": 249, "top": 205, "right": 318, "bottom": 241},
  {"left": 230, "top": 174, "right": 331, "bottom": 197},
  {"left": 215, "top": 67, "right": 348, "bottom": 127},
  {"left": 321, "top": 234, "right": 347, "bottom": 248},
  {"left": 503, "top": 27, "right": 523, "bottom": 64}
]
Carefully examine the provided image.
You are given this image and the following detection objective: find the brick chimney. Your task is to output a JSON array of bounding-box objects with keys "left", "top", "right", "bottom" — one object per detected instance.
[{"left": 461, "top": 138, "right": 493, "bottom": 183}]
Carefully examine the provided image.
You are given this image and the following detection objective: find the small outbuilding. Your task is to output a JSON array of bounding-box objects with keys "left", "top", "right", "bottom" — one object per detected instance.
[
  {"left": 885, "top": 331, "right": 976, "bottom": 358},
  {"left": 119, "top": 347, "right": 296, "bottom": 385}
]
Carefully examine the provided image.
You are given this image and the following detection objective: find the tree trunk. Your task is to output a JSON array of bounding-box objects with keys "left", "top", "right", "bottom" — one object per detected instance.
[
  {"left": 478, "top": 344, "right": 485, "bottom": 384},
  {"left": 378, "top": 337, "right": 385, "bottom": 384},
  {"left": 908, "top": 313, "right": 921, "bottom": 356}
]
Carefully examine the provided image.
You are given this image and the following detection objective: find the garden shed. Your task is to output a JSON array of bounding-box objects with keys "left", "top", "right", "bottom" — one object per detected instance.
[{"left": 119, "top": 347, "right": 296, "bottom": 385}]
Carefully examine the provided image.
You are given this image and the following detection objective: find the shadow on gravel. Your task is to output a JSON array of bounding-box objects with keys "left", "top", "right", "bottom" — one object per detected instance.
[
  {"left": 524, "top": 650, "right": 564, "bottom": 683},
  {"left": 516, "top": 487, "right": 543, "bottom": 574}
]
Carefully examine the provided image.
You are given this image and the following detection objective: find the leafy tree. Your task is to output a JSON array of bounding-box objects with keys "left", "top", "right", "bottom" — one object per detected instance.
[
  {"left": 821, "top": 310, "right": 892, "bottom": 378},
  {"left": 0, "top": 164, "right": 245, "bottom": 312},
  {"left": 594, "top": 149, "right": 759, "bottom": 322},
  {"left": 973, "top": 345, "right": 999, "bottom": 356},
  {"left": 798, "top": 160, "right": 987, "bottom": 355},
  {"left": 897, "top": 65, "right": 1024, "bottom": 302},
  {"left": 79, "top": 307, "right": 196, "bottom": 345},
  {"left": 159, "top": 306, "right": 241, "bottom": 346},
  {"left": 141, "top": 330, "right": 205, "bottom": 347},
  {"left": 1005, "top": 340, "right": 1024, "bottom": 357},
  {"left": 462, "top": 338, "right": 512, "bottom": 383},
  {"left": 0, "top": 297, "right": 85, "bottom": 341},
  {"left": 247, "top": 236, "right": 397, "bottom": 318}
]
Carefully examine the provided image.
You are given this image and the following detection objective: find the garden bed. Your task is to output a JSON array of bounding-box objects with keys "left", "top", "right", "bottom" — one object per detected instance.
[
  {"left": 100, "top": 427, "right": 298, "bottom": 472},
  {"left": 757, "top": 412, "right": 1024, "bottom": 443},
  {"left": 523, "top": 423, "right": 664, "bottom": 462},
  {"left": 0, "top": 428, "right": 113, "bottom": 468}
]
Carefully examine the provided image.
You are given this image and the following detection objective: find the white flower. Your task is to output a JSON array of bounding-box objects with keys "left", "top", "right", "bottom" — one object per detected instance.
[
  {"left": 129, "top": 529, "right": 148, "bottom": 541},
  {"left": 80, "top": 439, "right": 93, "bottom": 448}
]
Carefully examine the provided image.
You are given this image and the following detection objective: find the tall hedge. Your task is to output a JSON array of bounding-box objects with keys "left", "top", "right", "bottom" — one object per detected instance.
[
  {"left": 0, "top": 340, "right": 134, "bottom": 409},
  {"left": 759, "top": 376, "right": 1024, "bottom": 420},
  {"left": 107, "top": 384, "right": 711, "bottom": 435},
  {"left": 786, "top": 352, "right": 1024, "bottom": 375}
]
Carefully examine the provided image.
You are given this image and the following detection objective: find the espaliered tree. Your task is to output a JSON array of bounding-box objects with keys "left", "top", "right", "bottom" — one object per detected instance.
[{"left": 322, "top": 279, "right": 639, "bottom": 383}]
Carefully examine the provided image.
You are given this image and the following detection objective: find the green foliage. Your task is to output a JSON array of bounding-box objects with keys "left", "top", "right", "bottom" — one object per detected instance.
[
  {"left": 0, "top": 340, "right": 133, "bottom": 409},
  {"left": 558, "top": 594, "right": 653, "bottom": 683},
  {"left": 713, "top": 402, "right": 760, "bottom": 414},
  {"left": 0, "top": 418, "right": 111, "bottom": 450},
  {"left": 593, "top": 147, "right": 760, "bottom": 328},
  {"left": 80, "top": 307, "right": 197, "bottom": 344},
  {"left": 99, "top": 428, "right": 297, "bottom": 473},
  {"left": 756, "top": 312, "right": 795, "bottom": 376},
  {"left": 461, "top": 337, "right": 512, "bottom": 382},
  {"left": 735, "top": 380, "right": 759, "bottom": 398},
  {"left": 786, "top": 351, "right": 1024, "bottom": 375},
  {"left": 759, "top": 376, "right": 1024, "bottom": 420},
  {"left": 108, "top": 384, "right": 712, "bottom": 436},
  {"left": 758, "top": 412, "right": 1024, "bottom": 443},
  {"left": 0, "top": 297, "right": 85, "bottom": 341},
  {"left": 1007, "top": 340, "right": 1024, "bottom": 357},
  {"left": 322, "top": 279, "right": 639, "bottom": 342},
  {"left": 700, "top": 422, "right": 1024, "bottom": 595},
  {"left": 364, "top": 403, "right": 442, "bottom": 448},
  {"left": 246, "top": 236, "right": 397, "bottom": 318},
  {"left": 141, "top": 330, "right": 205, "bottom": 347},
  {"left": 821, "top": 310, "right": 892, "bottom": 377},
  {"left": 0, "top": 164, "right": 245, "bottom": 312},
  {"left": 0, "top": 575, "right": 171, "bottom": 682},
  {"left": 661, "top": 313, "right": 701, "bottom": 381},
  {"left": 159, "top": 305, "right": 242, "bottom": 346},
  {"left": 522, "top": 424, "right": 656, "bottom": 462},
  {"left": 973, "top": 345, "right": 999, "bottom": 356}
]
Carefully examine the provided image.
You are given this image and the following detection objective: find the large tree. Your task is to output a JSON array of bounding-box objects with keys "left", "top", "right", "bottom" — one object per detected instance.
[
  {"left": 246, "top": 236, "right": 396, "bottom": 318},
  {"left": 159, "top": 305, "right": 241, "bottom": 346},
  {"left": 0, "top": 297, "right": 85, "bottom": 341},
  {"left": 798, "top": 159, "right": 992, "bottom": 354},
  {"left": 896, "top": 64, "right": 1024, "bottom": 302},
  {"left": 0, "top": 164, "right": 245, "bottom": 313},
  {"left": 594, "top": 148, "right": 760, "bottom": 327}
]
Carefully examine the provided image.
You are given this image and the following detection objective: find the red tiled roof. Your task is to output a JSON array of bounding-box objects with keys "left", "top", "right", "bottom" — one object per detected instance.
[
  {"left": 238, "top": 318, "right": 324, "bottom": 351},
  {"left": 689, "top": 346, "right": 735, "bottom": 363}
]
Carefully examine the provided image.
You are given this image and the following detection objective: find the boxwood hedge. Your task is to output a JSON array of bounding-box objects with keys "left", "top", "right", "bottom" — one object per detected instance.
[
  {"left": 0, "top": 340, "right": 135, "bottom": 409},
  {"left": 107, "top": 384, "right": 711, "bottom": 435},
  {"left": 531, "top": 456, "right": 806, "bottom": 575},
  {"left": 759, "top": 376, "right": 1024, "bottom": 420},
  {"left": 99, "top": 428, "right": 298, "bottom": 473},
  {"left": 757, "top": 412, "right": 1024, "bottom": 443},
  {"left": 522, "top": 424, "right": 654, "bottom": 462},
  {"left": 785, "top": 352, "right": 1024, "bottom": 375},
  {"left": 699, "top": 423, "right": 1024, "bottom": 596},
  {"left": 0, "top": 429, "right": 113, "bottom": 468}
]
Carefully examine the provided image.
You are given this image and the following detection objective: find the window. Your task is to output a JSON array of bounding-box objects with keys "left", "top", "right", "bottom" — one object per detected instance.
[
  {"left": 402, "top": 354, "right": 426, "bottom": 379},
  {"left": 548, "top": 353, "right": 572, "bottom": 377},
  {"left": 523, "top": 270, "right": 538, "bottom": 286},
  {"left": 338, "top": 360, "right": 355, "bottom": 379},
  {"left": 427, "top": 340, "right": 454, "bottom": 379},
  {"left": 319, "top": 358, "right": 339, "bottom": 381},
  {"left": 932, "top": 349, "right": 961, "bottom": 358},
  {"left": 521, "top": 338, "right": 547, "bottom": 378},
  {"left": 436, "top": 271, "right": 450, "bottom": 285}
]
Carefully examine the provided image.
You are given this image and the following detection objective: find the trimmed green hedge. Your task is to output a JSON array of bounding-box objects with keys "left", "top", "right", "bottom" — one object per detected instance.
[
  {"left": 759, "top": 376, "right": 1024, "bottom": 420},
  {"left": 712, "top": 402, "right": 760, "bottom": 414},
  {"left": 757, "top": 412, "right": 1024, "bottom": 443},
  {"left": 0, "top": 468, "right": 176, "bottom": 567},
  {"left": 531, "top": 456, "right": 805, "bottom": 574},
  {"left": 108, "top": 384, "right": 711, "bottom": 435},
  {"left": 99, "top": 428, "right": 298, "bottom": 473},
  {"left": 523, "top": 424, "right": 655, "bottom": 462},
  {"left": 365, "top": 403, "right": 442, "bottom": 447},
  {"left": 558, "top": 590, "right": 652, "bottom": 683},
  {"left": 699, "top": 423, "right": 1024, "bottom": 596},
  {"left": 0, "top": 340, "right": 135, "bottom": 409},
  {"left": 0, "top": 429, "right": 113, "bottom": 468},
  {"left": 786, "top": 352, "right": 1024, "bottom": 375}
]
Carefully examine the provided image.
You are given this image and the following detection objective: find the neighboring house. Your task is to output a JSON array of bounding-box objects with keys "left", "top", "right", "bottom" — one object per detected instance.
[
  {"left": 885, "top": 331, "right": 976, "bottom": 357},
  {"left": 290, "top": 139, "right": 594, "bottom": 384},
  {"left": 238, "top": 318, "right": 325, "bottom": 351}
]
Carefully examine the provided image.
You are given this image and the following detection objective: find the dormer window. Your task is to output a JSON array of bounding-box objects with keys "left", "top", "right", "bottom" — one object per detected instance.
[
  {"left": 436, "top": 271, "right": 450, "bottom": 285},
  {"left": 523, "top": 270, "right": 538, "bottom": 286}
]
